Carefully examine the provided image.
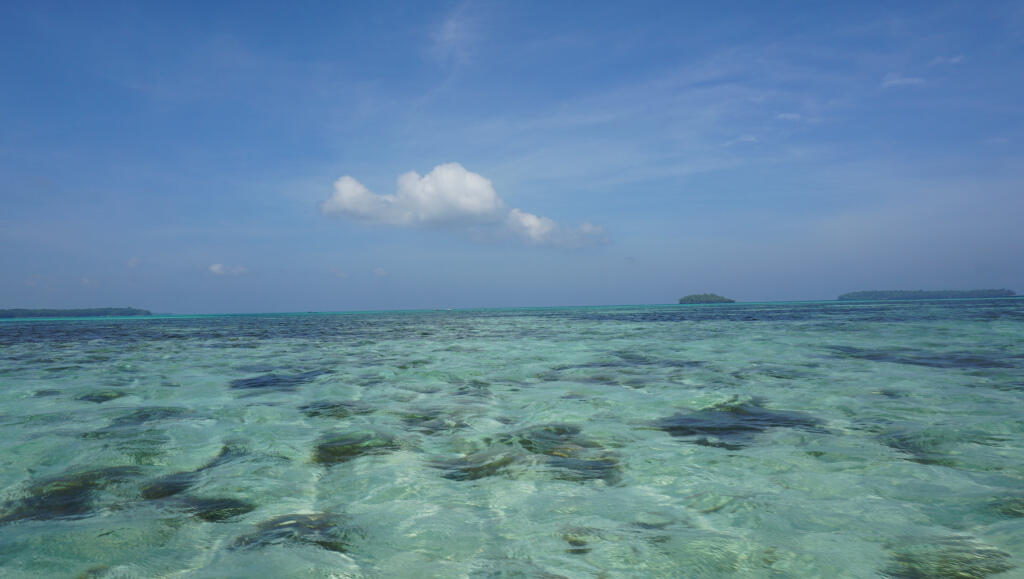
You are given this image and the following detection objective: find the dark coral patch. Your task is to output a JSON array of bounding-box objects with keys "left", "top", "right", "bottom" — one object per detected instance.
[
  {"left": 883, "top": 535, "right": 1014, "bottom": 578},
  {"left": 653, "top": 398, "right": 824, "bottom": 448},
  {"left": 230, "top": 513, "right": 359, "bottom": 553},
  {"left": 0, "top": 466, "right": 142, "bottom": 523},
  {"left": 434, "top": 451, "right": 518, "bottom": 481},
  {"left": 229, "top": 370, "right": 328, "bottom": 392},
  {"left": 109, "top": 407, "right": 188, "bottom": 428},
  {"left": 178, "top": 497, "right": 256, "bottom": 522},
  {"left": 300, "top": 400, "right": 373, "bottom": 419},
  {"left": 313, "top": 431, "right": 400, "bottom": 465},
  {"left": 76, "top": 390, "right": 127, "bottom": 403},
  {"left": 433, "top": 424, "right": 621, "bottom": 484},
  {"left": 400, "top": 409, "right": 470, "bottom": 435},
  {"left": 140, "top": 444, "right": 245, "bottom": 500},
  {"left": 828, "top": 345, "right": 1013, "bottom": 370}
]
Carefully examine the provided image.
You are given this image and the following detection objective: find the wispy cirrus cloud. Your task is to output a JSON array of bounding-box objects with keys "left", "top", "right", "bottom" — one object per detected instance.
[
  {"left": 930, "top": 54, "right": 966, "bottom": 66},
  {"left": 429, "top": 1, "right": 480, "bottom": 66},
  {"left": 320, "top": 163, "right": 605, "bottom": 247},
  {"left": 209, "top": 263, "right": 247, "bottom": 276},
  {"left": 881, "top": 73, "right": 925, "bottom": 88}
]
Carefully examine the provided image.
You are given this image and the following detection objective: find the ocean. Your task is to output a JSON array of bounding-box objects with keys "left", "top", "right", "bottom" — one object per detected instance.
[{"left": 1, "top": 299, "right": 1022, "bottom": 577}]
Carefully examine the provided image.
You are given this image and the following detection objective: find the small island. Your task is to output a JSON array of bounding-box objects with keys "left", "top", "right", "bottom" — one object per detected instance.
[
  {"left": 837, "top": 289, "right": 1016, "bottom": 301},
  {"left": 678, "top": 293, "right": 735, "bottom": 304},
  {"left": 0, "top": 307, "right": 153, "bottom": 319}
]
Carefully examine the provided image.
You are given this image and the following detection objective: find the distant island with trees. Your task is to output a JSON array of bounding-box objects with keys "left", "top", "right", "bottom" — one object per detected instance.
[
  {"left": 678, "top": 293, "right": 735, "bottom": 304},
  {"left": 0, "top": 307, "right": 152, "bottom": 319},
  {"left": 837, "top": 289, "right": 1016, "bottom": 301}
]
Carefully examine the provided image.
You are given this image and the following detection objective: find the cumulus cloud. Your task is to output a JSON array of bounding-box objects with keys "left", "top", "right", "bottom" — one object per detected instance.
[
  {"left": 209, "top": 263, "right": 247, "bottom": 276},
  {"left": 881, "top": 73, "right": 925, "bottom": 88},
  {"left": 321, "top": 163, "right": 605, "bottom": 247},
  {"left": 321, "top": 163, "right": 504, "bottom": 226},
  {"left": 506, "top": 209, "right": 606, "bottom": 247}
]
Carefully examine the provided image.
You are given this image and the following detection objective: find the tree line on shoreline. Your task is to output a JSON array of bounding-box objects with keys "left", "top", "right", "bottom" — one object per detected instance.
[{"left": 0, "top": 308, "right": 152, "bottom": 318}]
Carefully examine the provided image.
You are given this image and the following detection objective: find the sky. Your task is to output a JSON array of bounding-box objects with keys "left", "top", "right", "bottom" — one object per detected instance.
[{"left": 1, "top": 1, "right": 1022, "bottom": 313}]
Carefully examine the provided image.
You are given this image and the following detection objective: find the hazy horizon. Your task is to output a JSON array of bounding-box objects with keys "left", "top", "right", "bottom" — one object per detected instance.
[{"left": 3, "top": 2, "right": 1023, "bottom": 314}]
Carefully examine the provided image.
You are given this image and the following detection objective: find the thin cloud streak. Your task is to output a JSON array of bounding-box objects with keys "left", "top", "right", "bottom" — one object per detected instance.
[{"left": 881, "top": 73, "right": 925, "bottom": 88}]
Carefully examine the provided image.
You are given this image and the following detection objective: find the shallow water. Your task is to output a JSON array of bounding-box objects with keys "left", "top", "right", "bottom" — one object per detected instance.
[{"left": 1, "top": 300, "right": 1022, "bottom": 577}]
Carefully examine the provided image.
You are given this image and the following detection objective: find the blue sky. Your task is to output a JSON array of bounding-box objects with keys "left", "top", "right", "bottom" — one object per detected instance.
[{"left": 2, "top": 1, "right": 1022, "bottom": 313}]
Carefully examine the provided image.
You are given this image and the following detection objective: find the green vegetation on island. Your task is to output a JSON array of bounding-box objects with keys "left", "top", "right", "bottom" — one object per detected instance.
[
  {"left": 837, "top": 289, "right": 1016, "bottom": 301},
  {"left": 0, "top": 307, "right": 152, "bottom": 319},
  {"left": 678, "top": 293, "right": 735, "bottom": 304}
]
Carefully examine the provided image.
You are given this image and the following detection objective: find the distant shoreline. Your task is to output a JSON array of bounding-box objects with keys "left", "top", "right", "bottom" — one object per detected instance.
[
  {"left": 0, "top": 307, "right": 152, "bottom": 319},
  {"left": 2, "top": 298, "right": 1022, "bottom": 319},
  {"left": 837, "top": 289, "right": 1015, "bottom": 301}
]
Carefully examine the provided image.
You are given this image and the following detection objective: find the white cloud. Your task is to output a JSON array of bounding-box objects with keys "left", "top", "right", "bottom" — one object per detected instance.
[
  {"left": 506, "top": 209, "right": 606, "bottom": 247},
  {"left": 430, "top": 1, "right": 478, "bottom": 65},
  {"left": 881, "top": 73, "right": 925, "bottom": 88},
  {"left": 321, "top": 163, "right": 605, "bottom": 248},
  {"left": 209, "top": 263, "right": 247, "bottom": 276},
  {"left": 126, "top": 257, "right": 141, "bottom": 268},
  {"left": 506, "top": 209, "right": 557, "bottom": 243},
  {"left": 321, "top": 163, "right": 504, "bottom": 226},
  {"left": 723, "top": 134, "right": 759, "bottom": 147},
  {"left": 775, "top": 112, "right": 803, "bottom": 121},
  {"left": 930, "top": 54, "right": 965, "bottom": 66},
  {"left": 372, "top": 267, "right": 388, "bottom": 277}
]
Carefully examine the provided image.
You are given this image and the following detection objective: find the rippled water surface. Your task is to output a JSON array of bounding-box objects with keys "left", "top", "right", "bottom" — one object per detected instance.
[{"left": 2, "top": 300, "right": 1023, "bottom": 577}]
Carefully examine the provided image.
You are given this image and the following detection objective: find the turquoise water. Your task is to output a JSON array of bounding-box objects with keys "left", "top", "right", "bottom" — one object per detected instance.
[{"left": 1, "top": 300, "right": 1022, "bottom": 578}]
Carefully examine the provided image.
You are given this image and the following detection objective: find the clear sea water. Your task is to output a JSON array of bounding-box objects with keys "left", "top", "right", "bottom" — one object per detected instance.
[{"left": 1, "top": 299, "right": 1023, "bottom": 578}]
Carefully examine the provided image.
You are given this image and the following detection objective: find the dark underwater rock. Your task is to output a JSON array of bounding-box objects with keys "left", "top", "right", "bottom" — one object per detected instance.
[
  {"left": 547, "top": 455, "right": 621, "bottom": 485},
  {"left": 876, "top": 429, "right": 959, "bottom": 467},
  {"left": 108, "top": 407, "right": 188, "bottom": 428},
  {"left": 504, "top": 424, "right": 596, "bottom": 455},
  {"left": 873, "top": 426, "right": 1004, "bottom": 468},
  {"left": 230, "top": 513, "right": 358, "bottom": 553},
  {"left": 504, "top": 424, "right": 621, "bottom": 483},
  {"left": 78, "top": 426, "right": 170, "bottom": 465},
  {"left": 33, "top": 389, "right": 62, "bottom": 397},
  {"left": 883, "top": 535, "right": 1014, "bottom": 578},
  {"left": 142, "top": 471, "right": 199, "bottom": 500},
  {"left": 229, "top": 370, "right": 327, "bottom": 392},
  {"left": 76, "top": 390, "right": 127, "bottom": 403},
  {"left": 434, "top": 451, "right": 518, "bottom": 481},
  {"left": 652, "top": 398, "right": 825, "bottom": 448},
  {"left": 432, "top": 424, "right": 620, "bottom": 484},
  {"left": 468, "top": 558, "right": 569, "bottom": 578},
  {"left": 828, "top": 345, "right": 1013, "bottom": 370},
  {"left": 562, "top": 527, "right": 602, "bottom": 555},
  {"left": 300, "top": 400, "right": 373, "bottom": 419},
  {"left": 991, "top": 496, "right": 1024, "bottom": 517},
  {"left": 140, "top": 444, "right": 245, "bottom": 500},
  {"left": 0, "top": 466, "right": 142, "bottom": 523},
  {"left": 313, "top": 430, "right": 400, "bottom": 465},
  {"left": 400, "top": 409, "right": 470, "bottom": 435},
  {"left": 77, "top": 565, "right": 113, "bottom": 578},
  {"left": 178, "top": 497, "right": 256, "bottom": 522}
]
